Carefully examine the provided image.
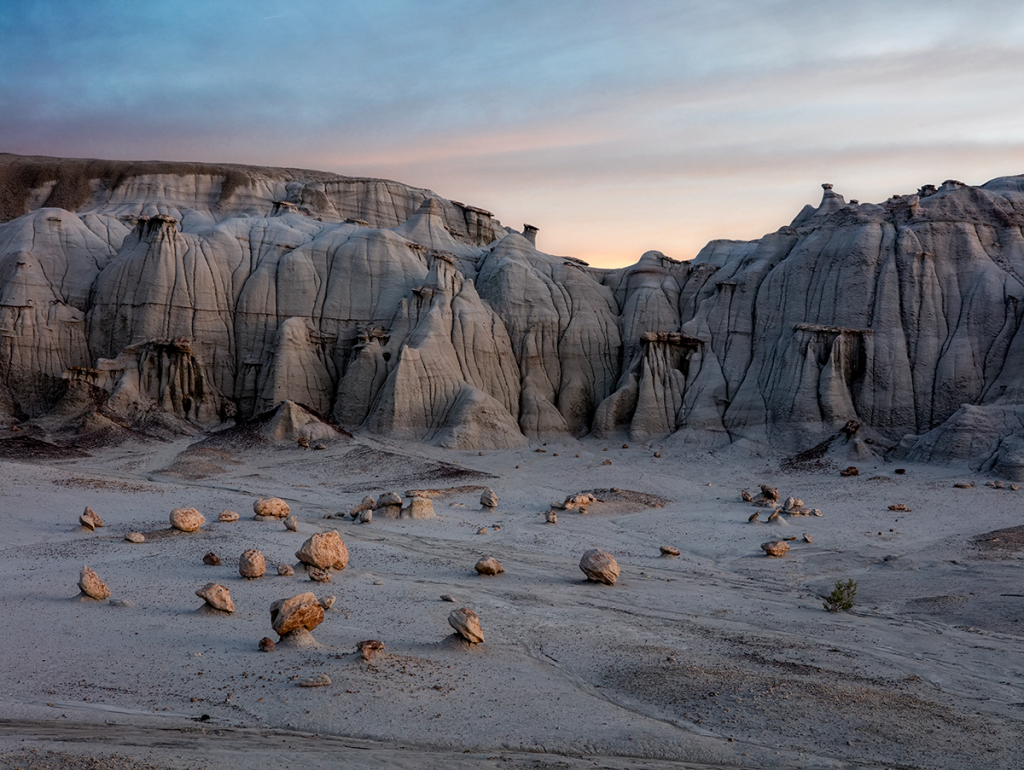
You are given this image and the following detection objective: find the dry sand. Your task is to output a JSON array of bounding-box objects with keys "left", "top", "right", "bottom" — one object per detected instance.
[{"left": 1, "top": 433, "right": 1022, "bottom": 769}]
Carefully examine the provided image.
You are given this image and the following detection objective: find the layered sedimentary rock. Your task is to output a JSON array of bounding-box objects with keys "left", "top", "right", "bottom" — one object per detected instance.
[{"left": 2, "top": 156, "right": 1024, "bottom": 475}]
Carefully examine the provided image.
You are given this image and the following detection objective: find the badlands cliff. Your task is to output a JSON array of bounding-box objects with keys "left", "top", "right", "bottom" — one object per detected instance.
[{"left": 1, "top": 154, "right": 1023, "bottom": 475}]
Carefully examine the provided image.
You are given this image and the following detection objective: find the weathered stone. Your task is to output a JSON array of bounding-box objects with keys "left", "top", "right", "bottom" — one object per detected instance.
[
  {"left": 219, "top": 510, "right": 240, "bottom": 522},
  {"left": 195, "top": 582, "right": 234, "bottom": 612},
  {"left": 284, "top": 514, "right": 298, "bottom": 532},
  {"left": 309, "top": 567, "right": 331, "bottom": 583},
  {"left": 748, "top": 511, "right": 760, "bottom": 523},
  {"left": 270, "top": 592, "right": 324, "bottom": 636},
  {"left": 783, "top": 497, "right": 803, "bottom": 511},
  {"left": 374, "top": 492, "right": 402, "bottom": 518},
  {"left": 557, "top": 493, "right": 597, "bottom": 511},
  {"left": 953, "top": 481, "right": 974, "bottom": 489},
  {"left": 357, "top": 639, "right": 384, "bottom": 661},
  {"left": 474, "top": 556, "right": 504, "bottom": 575},
  {"left": 448, "top": 607, "right": 484, "bottom": 643},
  {"left": 277, "top": 563, "right": 294, "bottom": 576},
  {"left": 203, "top": 551, "right": 221, "bottom": 566},
  {"left": 254, "top": 497, "right": 290, "bottom": 518},
  {"left": 78, "top": 565, "right": 110, "bottom": 599},
  {"left": 239, "top": 549, "right": 266, "bottom": 579},
  {"left": 349, "top": 495, "right": 375, "bottom": 517},
  {"left": 169, "top": 507, "right": 205, "bottom": 532},
  {"left": 741, "top": 490, "right": 753, "bottom": 503},
  {"left": 480, "top": 488, "right": 498, "bottom": 508},
  {"left": 358, "top": 508, "right": 372, "bottom": 524},
  {"left": 124, "top": 532, "right": 145, "bottom": 543},
  {"left": 660, "top": 545, "right": 680, "bottom": 556},
  {"left": 259, "top": 636, "right": 275, "bottom": 652},
  {"left": 751, "top": 485, "right": 779, "bottom": 505},
  {"left": 546, "top": 510, "right": 558, "bottom": 524},
  {"left": 402, "top": 496, "right": 435, "bottom": 519},
  {"left": 840, "top": 467, "right": 860, "bottom": 477},
  {"left": 761, "top": 540, "right": 790, "bottom": 557},
  {"left": 440, "top": 594, "right": 455, "bottom": 602},
  {"left": 295, "top": 531, "right": 348, "bottom": 570},
  {"left": 376, "top": 492, "right": 402, "bottom": 507},
  {"left": 476, "top": 527, "right": 488, "bottom": 535},
  {"left": 319, "top": 595, "right": 336, "bottom": 610},
  {"left": 579, "top": 549, "right": 619, "bottom": 585},
  {"left": 79, "top": 507, "right": 103, "bottom": 530},
  {"left": 297, "top": 673, "right": 331, "bottom": 687},
  {"left": 803, "top": 533, "right": 813, "bottom": 543}
]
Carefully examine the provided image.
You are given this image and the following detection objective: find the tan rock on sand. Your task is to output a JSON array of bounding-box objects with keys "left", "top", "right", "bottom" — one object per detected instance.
[
  {"left": 309, "top": 567, "right": 331, "bottom": 583},
  {"left": 660, "top": 546, "right": 680, "bottom": 556},
  {"left": 78, "top": 565, "right": 110, "bottom": 600},
  {"left": 202, "top": 551, "right": 221, "bottom": 566},
  {"left": 546, "top": 510, "right": 558, "bottom": 524},
  {"left": 79, "top": 507, "right": 103, "bottom": 530},
  {"left": 254, "top": 497, "right": 290, "bottom": 518},
  {"left": 474, "top": 556, "right": 504, "bottom": 575},
  {"left": 448, "top": 607, "right": 484, "bottom": 643},
  {"left": 124, "top": 532, "right": 145, "bottom": 543},
  {"left": 270, "top": 592, "right": 324, "bottom": 636},
  {"left": 358, "top": 639, "right": 384, "bottom": 661},
  {"left": 374, "top": 492, "right": 402, "bottom": 518},
  {"left": 295, "top": 531, "right": 348, "bottom": 570},
  {"left": 297, "top": 673, "right": 331, "bottom": 687},
  {"left": 277, "top": 563, "right": 294, "bottom": 576},
  {"left": 358, "top": 508, "right": 373, "bottom": 524},
  {"left": 761, "top": 540, "right": 790, "bottom": 557},
  {"left": 170, "top": 507, "right": 205, "bottom": 532},
  {"left": 239, "top": 549, "right": 266, "bottom": 579},
  {"left": 284, "top": 514, "right": 298, "bottom": 532},
  {"left": 195, "top": 582, "right": 234, "bottom": 612},
  {"left": 219, "top": 510, "right": 240, "bottom": 522},
  {"left": 580, "top": 549, "right": 620, "bottom": 585},
  {"left": 480, "top": 488, "right": 498, "bottom": 508}
]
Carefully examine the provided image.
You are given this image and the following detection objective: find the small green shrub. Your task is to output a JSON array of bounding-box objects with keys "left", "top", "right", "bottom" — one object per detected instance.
[{"left": 823, "top": 579, "right": 857, "bottom": 613}]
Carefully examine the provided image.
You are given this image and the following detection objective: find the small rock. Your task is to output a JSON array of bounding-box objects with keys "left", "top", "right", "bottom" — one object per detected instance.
[
  {"left": 546, "top": 510, "right": 558, "bottom": 524},
  {"left": 239, "top": 549, "right": 266, "bottom": 579},
  {"left": 124, "top": 532, "right": 145, "bottom": 543},
  {"left": 761, "top": 540, "right": 790, "bottom": 557},
  {"left": 477, "top": 527, "right": 488, "bottom": 535},
  {"left": 270, "top": 592, "right": 324, "bottom": 636},
  {"left": 203, "top": 551, "right": 221, "bottom": 566},
  {"left": 295, "top": 531, "right": 348, "bottom": 570},
  {"left": 219, "top": 510, "right": 239, "bottom": 523},
  {"left": 358, "top": 509, "right": 373, "bottom": 524},
  {"left": 297, "top": 673, "right": 331, "bottom": 688},
  {"left": 894, "top": 468, "right": 906, "bottom": 475},
  {"left": 782, "top": 536, "right": 798, "bottom": 541},
  {"left": 319, "top": 595, "right": 335, "bottom": 610},
  {"left": 349, "top": 496, "right": 375, "bottom": 517},
  {"left": 170, "top": 507, "right": 205, "bottom": 532},
  {"left": 78, "top": 565, "right": 110, "bottom": 600},
  {"left": 195, "top": 582, "right": 234, "bottom": 613},
  {"left": 376, "top": 491, "right": 402, "bottom": 506},
  {"left": 253, "top": 497, "right": 290, "bottom": 518},
  {"left": 284, "top": 514, "right": 298, "bottom": 532},
  {"left": 313, "top": 442, "right": 327, "bottom": 451},
  {"left": 297, "top": 437, "right": 310, "bottom": 449},
  {"left": 259, "top": 637, "right": 276, "bottom": 652},
  {"left": 579, "top": 549, "right": 620, "bottom": 585},
  {"left": 402, "top": 496, "right": 435, "bottom": 519},
  {"left": 441, "top": 594, "right": 455, "bottom": 602},
  {"left": 109, "top": 598, "right": 134, "bottom": 608},
  {"left": 1012, "top": 484, "right": 1021, "bottom": 491},
  {"left": 803, "top": 533, "right": 813, "bottom": 543},
  {"left": 622, "top": 444, "right": 629, "bottom": 449},
  {"left": 374, "top": 492, "right": 403, "bottom": 518},
  {"left": 840, "top": 466, "right": 859, "bottom": 477},
  {"left": 448, "top": 607, "right": 484, "bottom": 644},
  {"left": 602, "top": 459, "right": 612, "bottom": 466},
  {"left": 783, "top": 497, "right": 803, "bottom": 511},
  {"left": 480, "top": 488, "right": 498, "bottom": 508},
  {"left": 811, "top": 508, "right": 823, "bottom": 517},
  {"left": 953, "top": 482, "right": 975, "bottom": 489},
  {"left": 79, "top": 507, "right": 104, "bottom": 531},
  {"left": 309, "top": 568, "right": 331, "bottom": 583},
  {"left": 766, "top": 510, "right": 782, "bottom": 523},
  {"left": 357, "top": 639, "right": 384, "bottom": 661},
  {"left": 535, "top": 447, "right": 546, "bottom": 453},
  {"left": 653, "top": 452, "right": 661, "bottom": 458},
  {"left": 748, "top": 511, "right": 760, "bottom": 523},
  {"left": 277, "top": 563, "right": 294, "bottom": 576},
  {"left": 741, "top": 490, "right": 753, "bottom": 503},
  {"left": 887, "top": 504, "right": 909, "bottom": 512},
  {"left": 475, "top": 556, "right": 504, "bottom": 575},
  {"left": 660, "top": 546, "right": 680, "bottom": 556}
]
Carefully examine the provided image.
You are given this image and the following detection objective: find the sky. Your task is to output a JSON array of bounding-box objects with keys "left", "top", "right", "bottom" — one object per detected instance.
[{"left": 4, "top": 1, "right": 1024, "bottom": 268}]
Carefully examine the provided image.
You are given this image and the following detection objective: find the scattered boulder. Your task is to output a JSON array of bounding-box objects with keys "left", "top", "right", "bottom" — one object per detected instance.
[
  {"left": 78, "top": 565, "right": 110, "bottom": 600},
  {"left": 349, "top": 496, "right": 375, "bottom": 518},
  {"left": 448, "top": 607, "right": 484, "bottom": 644},
  {"left": 803, "top": 533, "right": 813, "bottom": 543},
  {"left": 474, "top": 556, "right": 504, "bottom": 575},
  {"left": 782, "top": 497, "right": 811, "bottom": 515},
  {"left": 761, "top": 540, "right": 790, "bottom": 557},
  {"left": 219, "top": 510, "right": 240, "bottom": 522},
  {"left": 239, "top": 549, "right": 266, "bottom": 579},
  {"left": 259, "top": 637, "right": 276, "bottom": 652},
  {"left": 277, "top": 563, "right": 294, "bottom": 577},
  {"left": 284, "top": 514, "right": 298, "bottom": 532},
  {"left": 751, "top": 485, "right": 780, "bottom": 505},
  {"left": 358, "top": 509, "right": 372, "bottom": 524},
  {"left": 811, "top": 509, "right": 823, "bottom": 517},
  {"left": 579, "top": 549, "right": 620, "bottom": 585},
  {"left": 374, "top": 492, "right": 402, "bottom": 518},
  {"left": 741, "top": 490, "right": 753, "bottom": 503},
  {"left": 319, "top": 595, "right": 336, "bottom": 610},
  {"left": 169, "top": 507, "right": 205, "bottom": 532},
  {"left": 546, "top": 510, "right": 558, "bottom": 524},
  {"left": 297, "top": 673, "right": 331, "bottom": 687},
  {"left": 480, "top": 488, "right": 498, "bottom": 508},
  {"left": 195, "top": 582, "right": 234, "bottom": 613},
  {"left": 840, "top": 467, "right": 860, "bottom": 477},
  {"left": 79, "top": 507, "right": 104, "bottom": 531},
  {"left": 441, "top": 594, "right": 455, "bottom": 602},
  {"left": 556, "top": 493, "right": 597, "bottom": 512},
  {"left": 254, "top": 497, "right": 290, "bottom": 518},
  {"left": 124, "top": 532, "right": 145, "bottom": 543},
  {"left": 403, "top": 496, "right": 435, "bottom": 519},
  {"left": 203, "top": 551, "right": 221, "bottom": 566},
  {"left": 660, "top": 546, "right": 680, "bottom": 556},
  {"left": 309, "top": 568, "right": 331, "bottom": 583},
  {"left": 748, "top": 511, "right": 761, "bottom": 523},
  {"left": 357, "top": 639, "right": 384, "bottom": 661},
  {"left": 270, "top": 592, "right": 324, "bottom": 637},
  {"left": 295, "top": 531, "right": 348, "bottom": 570}
]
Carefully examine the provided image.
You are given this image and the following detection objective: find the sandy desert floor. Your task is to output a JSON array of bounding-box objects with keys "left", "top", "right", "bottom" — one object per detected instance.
[{"left": 0, "top": 429, "right": 1022, "bottom": 769}]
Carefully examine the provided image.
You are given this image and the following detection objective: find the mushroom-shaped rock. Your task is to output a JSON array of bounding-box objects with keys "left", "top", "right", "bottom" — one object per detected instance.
[
  {"left": 377, "top": 491, "right": 402, "bottom": 506},
  {"left": 374, "top": 492, "right": 402, "bottom": 518},
  {"left": 349, "top": 496, "right": 375, "bottom": 517},
  {"left": 357, "top": 639, "right": 385, "bottom": 661},
  {"left": 284, "top": 514, "right": 298, "bottom": 532},
  {"left": 358, "top": 509, "right": 373, "bottom": 524},
  {"left": 79, "top": 507, "right": 104, "bottom": 531},
  {"left": 474, "top": 556, "right": 504, "bottom": 575},
  {"left": 579, "top": 549, "right": 619, "bottom": 585},
  {"left": 402, "top": 496, "right": 435, "bottom": 519},
  {"left": 78, "top": 565, "right": 110, "bottom": 600},
  {"left": 761, "top": 540, "right": 790, "bottom": 557},
  {"left": 480, "top": 488, "right": 498, "bottom": 508},
  {"left": 125, "top": 532, "right": 145, "bottom": 543},
  {"left": 219, "top": 510, "right": 240, "bottom": 522},
  {"left": 239, "top": 549, "right": 266, "bottom": 579},
  {"left": 270, "top": 592, "right": 324, "bottom": 637},
  {"left": 254, "top": 497, "right": 290, "bottom": 518},
  {"left": 196, "top": 582, "right": 234, "bottom": 612},
  {"left": 170, "top": 507, "right": 205, "bottom": 532},
  {"left": 203, "top": 551, "right": 221, "bottom": 566},
  {"left": 448, "top": 607, "right": 484, "bottom": 644},
  {"left": 295, "top": 531, "right": 348, "bottom": 570},
  {"left": 660, "top": 546, "right": 680, "bottom": 556}
]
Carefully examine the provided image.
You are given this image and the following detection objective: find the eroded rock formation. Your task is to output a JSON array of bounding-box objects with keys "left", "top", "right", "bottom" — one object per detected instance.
[{"left": 2, "top": 155, "right": 1024, "bottom": 474}]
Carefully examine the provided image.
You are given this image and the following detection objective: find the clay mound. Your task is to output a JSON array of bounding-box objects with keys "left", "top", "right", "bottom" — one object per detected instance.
[
  {"left": 972, "top": 525, "right": 1024, "bottom": 558},
  {"left": 261, "top": 400, "right": 346, "bottom": 444},
  {"left": 0, "top": 435, "right": 90, "bottom": 461}
]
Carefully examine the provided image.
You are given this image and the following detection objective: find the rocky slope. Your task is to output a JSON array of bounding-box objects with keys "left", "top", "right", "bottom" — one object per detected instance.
[{"left": 1, "top": 154, "right": 1023, "bottom": 475}]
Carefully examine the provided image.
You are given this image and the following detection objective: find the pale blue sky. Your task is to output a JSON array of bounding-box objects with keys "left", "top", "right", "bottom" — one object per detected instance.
[{"left": 4, "top": 1, "right": 1024, "bottom": 266}]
